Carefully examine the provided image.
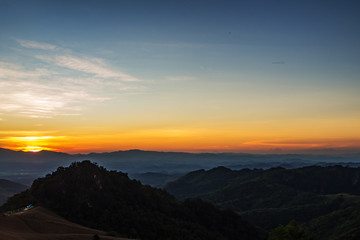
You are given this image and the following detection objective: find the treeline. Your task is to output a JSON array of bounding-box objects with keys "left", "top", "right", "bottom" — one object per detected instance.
[
  {"left": 1, "top": 161, "right": 266, "bottom": 240},
  {"left": 165, "top": 165, "right": 360, "bottom": 240}
]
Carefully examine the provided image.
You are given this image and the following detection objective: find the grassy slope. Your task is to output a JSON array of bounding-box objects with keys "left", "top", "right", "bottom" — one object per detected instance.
[{"left": 0, "top": 206, "right": 130, "bottom": 240}]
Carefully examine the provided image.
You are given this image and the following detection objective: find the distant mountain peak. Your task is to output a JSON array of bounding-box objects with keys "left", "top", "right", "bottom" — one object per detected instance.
[{"left": 210, "top": 166, "right": 231, "bottom": 172}]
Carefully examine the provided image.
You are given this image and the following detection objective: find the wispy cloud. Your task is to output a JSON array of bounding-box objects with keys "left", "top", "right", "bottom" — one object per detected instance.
[
  {"left": 0, "top": 62, "right": 52, "bottom": 79},
  {"left": 0, "top": 39, "right": 142, "bottom": 118},
  {"left": 243, "top": 138, "right": 360, "bottom": 149},
  {"left": 0, "top": 130, "right": 54, "bottom": 136},
  {"left": 16, "top": 39, "right": 57, "bottom": 50},
  {"left": 0, "top": 63, "right": 108, "bottom": 118},
  {"left": 1, "top": 81, "right": 71, "bottom": 118},
  {"left": 36, "top": 55, "right": 139, "bottom": 81}
]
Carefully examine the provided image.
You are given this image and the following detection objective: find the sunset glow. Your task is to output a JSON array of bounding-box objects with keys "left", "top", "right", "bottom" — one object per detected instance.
[
  {"left": 0, "top": 1, "right": 359, "bottom": 154},
  {"left": 18, "top": 146, "right": 53, "bottom": 153},
  {"left": 2, "top": 136, "right": 60, "bottom": 152}
]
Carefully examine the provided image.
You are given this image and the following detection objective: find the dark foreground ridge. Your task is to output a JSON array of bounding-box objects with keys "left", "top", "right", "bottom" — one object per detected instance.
[
  {"left": 165, "top": 165, "right": 360, "bottom": 240},
  {"left": 1, "top": 161, "right": 266, "bottom": 240}
]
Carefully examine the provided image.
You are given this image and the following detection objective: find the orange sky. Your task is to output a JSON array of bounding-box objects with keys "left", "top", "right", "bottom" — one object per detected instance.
[
  {"left": 1, "top": 114, "right": 359, "bottom": 154},
  {"left": 1, "top": 2, "right": 360, "bottom": 154}
]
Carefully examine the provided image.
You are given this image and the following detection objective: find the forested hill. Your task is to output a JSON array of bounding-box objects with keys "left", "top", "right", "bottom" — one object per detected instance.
[
  {"left": 0, "top": 161, "right": 266, "bottom": 240},
  {"left": 166, "top": 165, "right": 360, "bottom": 199},
  {"left": 165, "top": 166, "right": 360, "bottom": 239}
]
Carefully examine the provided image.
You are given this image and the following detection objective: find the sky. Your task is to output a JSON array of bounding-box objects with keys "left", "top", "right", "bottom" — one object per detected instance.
[{"left": 0, "top": 0, "right": 359, "bottom": 154}]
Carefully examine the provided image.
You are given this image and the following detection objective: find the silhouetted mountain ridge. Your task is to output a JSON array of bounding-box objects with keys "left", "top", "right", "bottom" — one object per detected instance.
[
  {"left": 165, "top": 165, "right": 360, "bottom": 237},
  {"left": 1, "top": 147, "right": 360, "bottom": 185},
  {"left": 1, "top": 161, "right": 266, "bottom": 240}
]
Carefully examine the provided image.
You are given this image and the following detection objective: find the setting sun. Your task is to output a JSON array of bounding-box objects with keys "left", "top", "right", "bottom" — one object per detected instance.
[
  {"left": 0, "top": 0, "right": 359, "bottom": 155},
  {"left": 1, "top": 1, "right": 360, "bottom": 240},
  {"left": 20, "top": 146, "right": 49, "bottom": 152},
  {"left": 3, "top": 136, "right": 57, "bottom": 152}
]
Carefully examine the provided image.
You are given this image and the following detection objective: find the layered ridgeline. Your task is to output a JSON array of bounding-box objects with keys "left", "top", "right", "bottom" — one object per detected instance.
[
  {"left": 0, "top": 161, "right": 266, "bottom": 240},
  {"left": 2, "top": 147, "right": 360, "bottom": 186},
  {"left": 165, "top": 166, "right": 360, "bottom": 240}
]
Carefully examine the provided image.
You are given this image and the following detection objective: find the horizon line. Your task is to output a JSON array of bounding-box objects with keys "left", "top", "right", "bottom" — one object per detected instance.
[{"left": 1, "top": 147, "right": 359, "bottom": 156}]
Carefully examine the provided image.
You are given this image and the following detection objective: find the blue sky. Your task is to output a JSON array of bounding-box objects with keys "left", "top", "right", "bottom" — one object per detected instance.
[
  {"left": 1, "top": 0, "right": 359, "bottom": 78},
  {"left": 0, "top": 0, "right": 359, "bottom": 153}
]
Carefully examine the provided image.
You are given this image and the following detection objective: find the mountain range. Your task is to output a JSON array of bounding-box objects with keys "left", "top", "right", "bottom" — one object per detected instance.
[
  {"left": 165, "top": 165, "right": 360, "bottom": 240},
  {"left": 1, "top": 147, "right": 360, "bottom": 186},
  {"left": 3, "top": 155, "right": 360, "bottom": 239}
]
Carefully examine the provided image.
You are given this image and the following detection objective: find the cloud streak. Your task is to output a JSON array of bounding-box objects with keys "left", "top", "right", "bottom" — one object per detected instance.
[
  {"left": 36, "top": 55, "right": 139, "bottom": 81},
  {"left": 16, "top": 39, "right": 57, "bottom": 50},
  {"left": 0, "top": 62, "right": 51, "bottom": 79},
  {"left": 0, "top": 40, "right": 143, "bottom": 118},
  {"left": 243, "top": 138, "right": 360, "bottom": 150},
  {"left": 0, "top": 63, "right": 108, "bottom": 118}
]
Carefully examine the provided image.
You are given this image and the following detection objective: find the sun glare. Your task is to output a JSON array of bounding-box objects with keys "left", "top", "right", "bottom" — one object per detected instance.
[
  {"left": 15, "top": 146, "right": 53, "bottom": 152},
  {"left": 6, "top": 136, "right": 57, "bottom": 152},
  {"left": 24, "top": 146, "right": 43, "bottom": 152}
]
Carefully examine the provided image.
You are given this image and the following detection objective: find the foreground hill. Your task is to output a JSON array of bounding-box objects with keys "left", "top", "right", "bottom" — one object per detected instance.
[
  {"left": 165, "top": 165, "right": 360, "bottom": 237},
  {"left": 306, "top": 203, "right": 360, "bottom": 240},
  {"left": 0, "top": 179, "right": 28, "bottom": 205},
  {"left": 0, "top": 206, "right": 129, "bottom": 240},
  {"left": 1, "top": 161, "right": 265, "bottom": 240}
]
